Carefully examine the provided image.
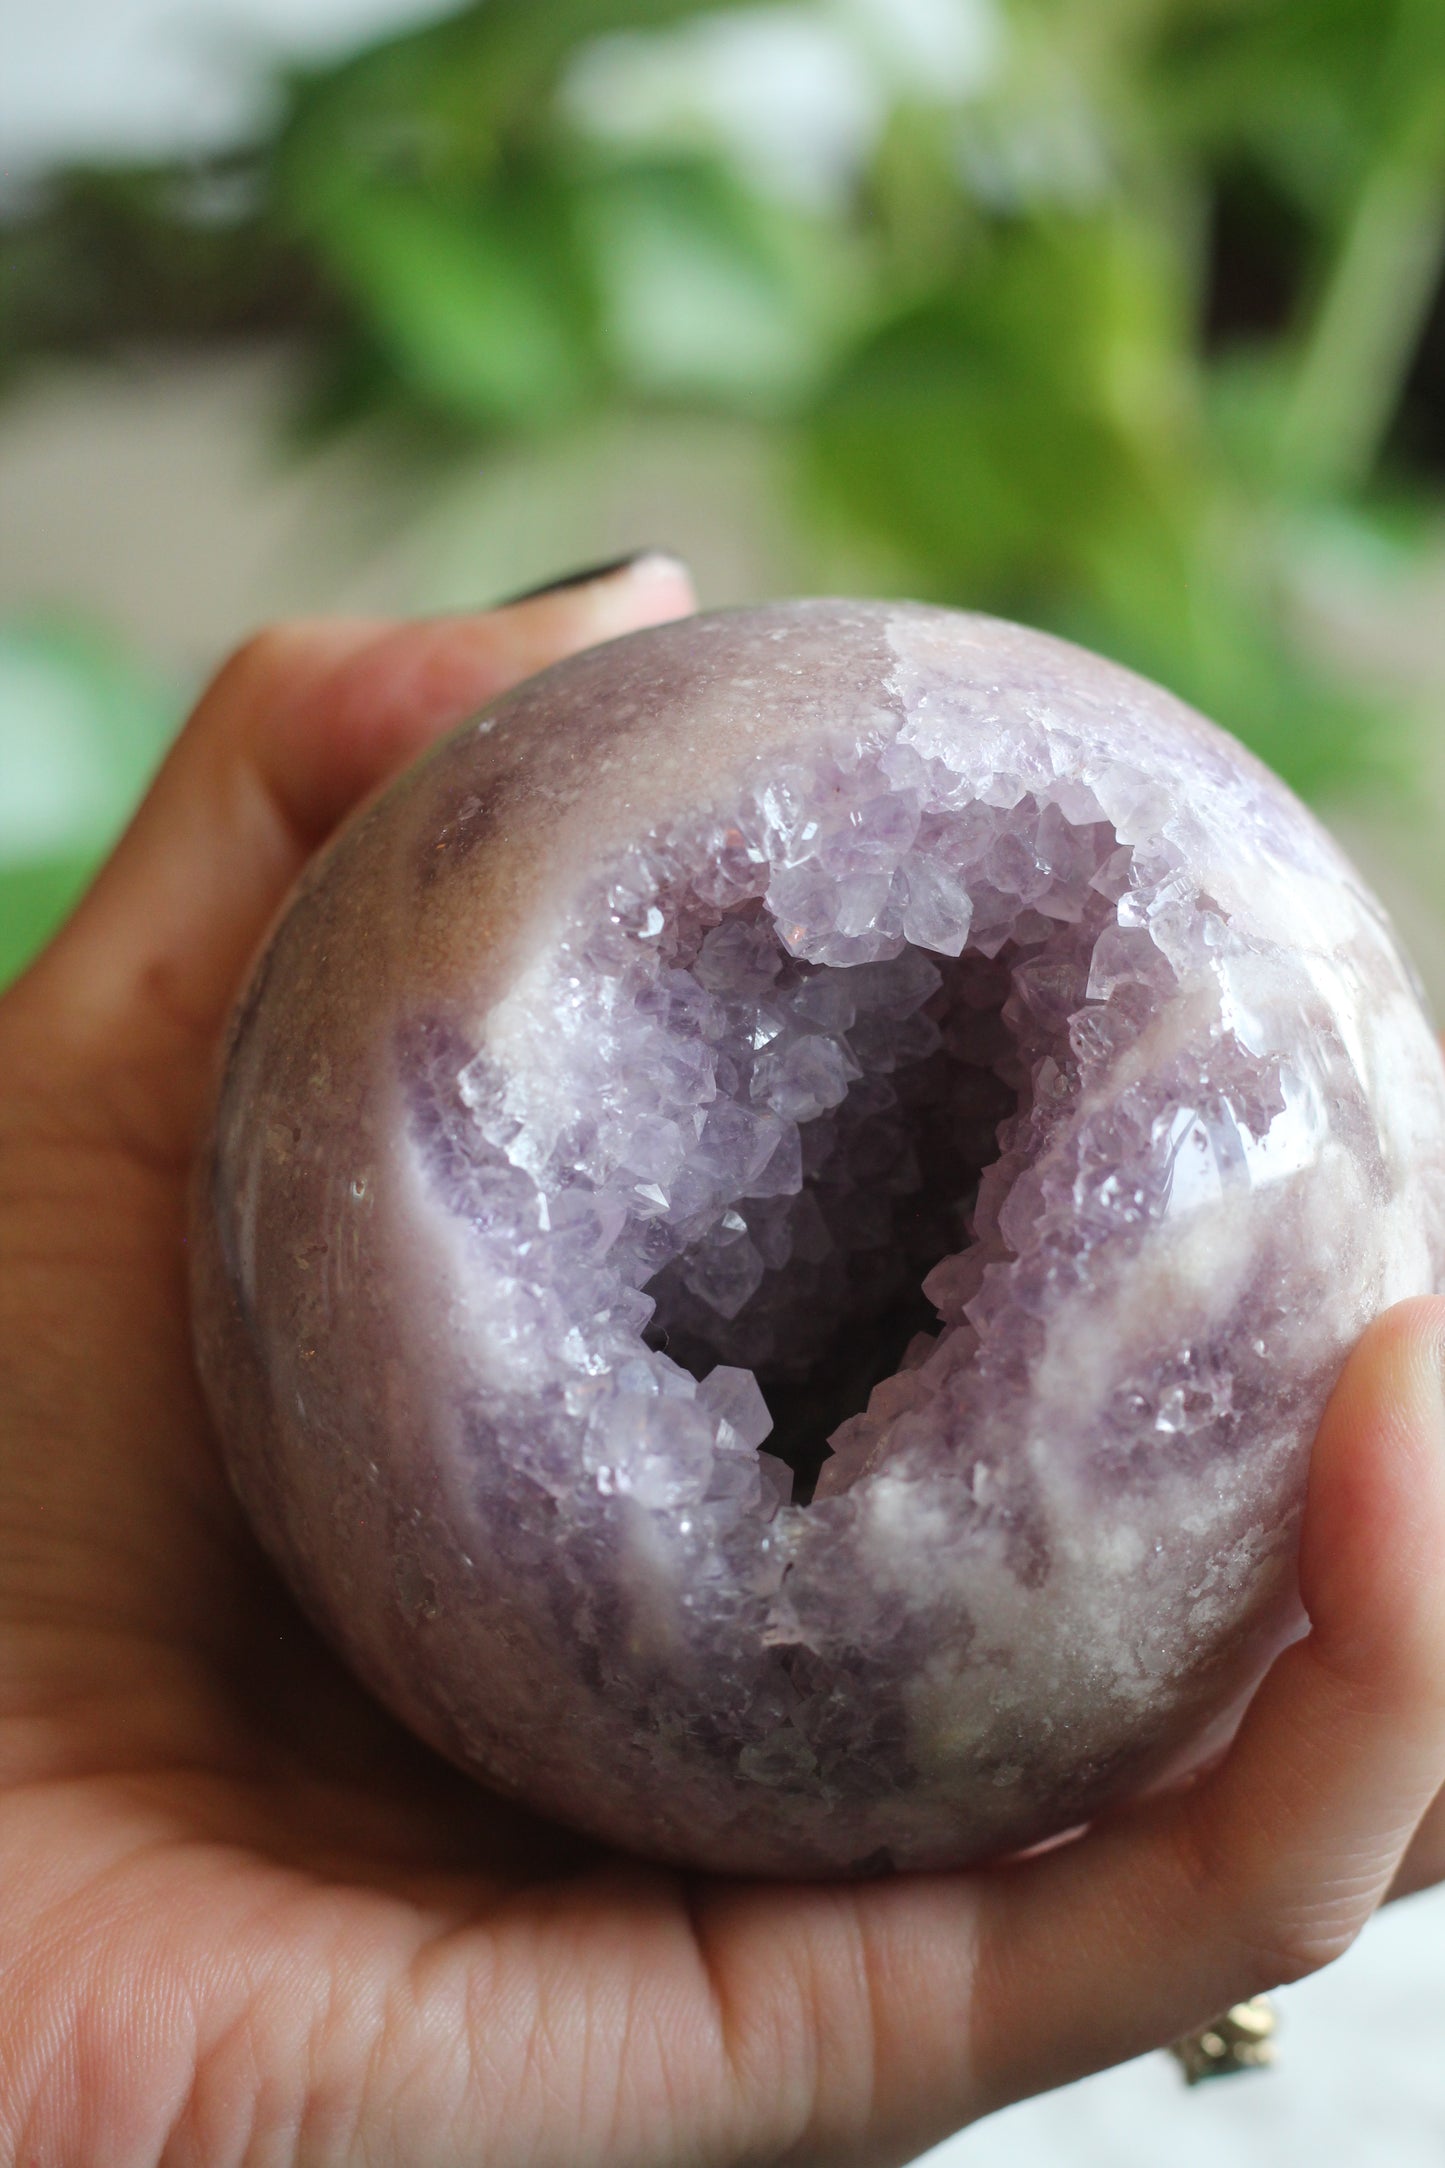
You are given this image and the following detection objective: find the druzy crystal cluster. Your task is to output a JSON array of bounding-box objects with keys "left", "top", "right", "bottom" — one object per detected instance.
[{"left": 193, "top": 602, "right": 1445, "bottom": 1875}]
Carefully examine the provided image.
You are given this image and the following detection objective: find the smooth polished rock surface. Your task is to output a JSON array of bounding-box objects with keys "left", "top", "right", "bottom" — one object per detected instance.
[{"left": 192, "top": 601, "right": 1445, "bottom": 1875}]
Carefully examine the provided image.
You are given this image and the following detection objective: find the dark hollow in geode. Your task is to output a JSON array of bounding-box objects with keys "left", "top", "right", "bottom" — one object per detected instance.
[{"left": 192, "top": 601, "right": 1445, "bottom": 1876}]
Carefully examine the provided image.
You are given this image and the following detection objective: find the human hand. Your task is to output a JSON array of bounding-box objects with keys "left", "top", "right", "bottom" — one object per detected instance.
[{"left": 4, "top": 559, "right": 1445, "bottom": 2167}]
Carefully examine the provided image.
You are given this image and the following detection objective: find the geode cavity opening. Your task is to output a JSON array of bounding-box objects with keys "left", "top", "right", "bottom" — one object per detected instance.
[{"left": 193, "top": 600, "right": 1445, "bottom": 1876}]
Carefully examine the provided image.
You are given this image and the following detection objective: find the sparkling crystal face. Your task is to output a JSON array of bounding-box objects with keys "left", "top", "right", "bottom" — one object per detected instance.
[{"left": 193, "top": 602, "right": 1445, "bottom": 1875}]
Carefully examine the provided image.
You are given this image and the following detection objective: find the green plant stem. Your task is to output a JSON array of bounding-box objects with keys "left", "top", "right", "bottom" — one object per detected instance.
[{"left": 1278, "top": 86, "right": 1445, "bottom": 495}]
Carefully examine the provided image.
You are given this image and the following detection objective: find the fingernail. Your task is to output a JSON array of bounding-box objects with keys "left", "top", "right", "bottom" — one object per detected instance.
[{"left": 499, "top": 550, "right": 688, "bottom": 607}]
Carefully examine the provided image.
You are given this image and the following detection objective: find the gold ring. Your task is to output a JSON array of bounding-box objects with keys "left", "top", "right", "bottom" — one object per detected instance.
[{"left": 1169, "top": 1996, "right": 1278, "bottom": 2084}]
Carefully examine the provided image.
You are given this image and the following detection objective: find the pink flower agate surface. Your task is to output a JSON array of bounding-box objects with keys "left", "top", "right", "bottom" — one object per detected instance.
[{"left": 192, "top": 601, "right": 1445, "bottom": 1876}]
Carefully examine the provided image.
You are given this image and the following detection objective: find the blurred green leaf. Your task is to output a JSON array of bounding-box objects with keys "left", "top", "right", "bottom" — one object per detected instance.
[
  {"left": 3, "top": 0, "right": 1445, "bottom": 812},
  {"left": 300, "top": 176, "right": 594, "bottom": 428},
  {"left": 0, "top": 622, "right": 182, "bottom": 987},
  {"left": 578, "top": 159, "right": 851, "bottom": 408},
  {"left": 273, "top": 0, "right": 718, "bottom": 189},
  {"left": 1151, "top": 0, "right": 1442, "bottom": 220},
  {"left": 804, "top": 213, "right": 1197, "bottom": 611},
  {"left": 0, "top": 857, "right": 96, "bottom": 992},
  {"left": 803, "top": 205, "right": 1388, "bottom": 797}
]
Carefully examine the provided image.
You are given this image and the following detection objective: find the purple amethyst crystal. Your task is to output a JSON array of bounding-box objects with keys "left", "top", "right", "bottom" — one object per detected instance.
[{"left": 192, "top": 601, "right": 1445, "bottom": 1875}]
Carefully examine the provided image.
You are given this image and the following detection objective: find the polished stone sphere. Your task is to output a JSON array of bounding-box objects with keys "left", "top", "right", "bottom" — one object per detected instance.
[{"left": 192, "top": 601, "right": 1445, "bottom": 1876}]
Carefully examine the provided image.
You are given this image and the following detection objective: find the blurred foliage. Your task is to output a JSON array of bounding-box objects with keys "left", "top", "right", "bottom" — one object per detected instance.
[
  {"left": 3, "top": 0, "right": 1445, "bottom": 890},
  {"left": 0, "top": 622, "right": 184, "bottom": 985}
]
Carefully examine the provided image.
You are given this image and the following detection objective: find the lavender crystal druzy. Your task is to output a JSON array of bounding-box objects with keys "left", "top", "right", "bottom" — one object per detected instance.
[{"left": 193, "top": 601, "right": 1445, "bottom": 1876}]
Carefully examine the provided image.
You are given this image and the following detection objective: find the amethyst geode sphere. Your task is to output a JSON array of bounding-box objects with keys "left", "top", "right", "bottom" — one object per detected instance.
[{"left": 193, "top": 601, "right": 1445, "bottom": 1876}]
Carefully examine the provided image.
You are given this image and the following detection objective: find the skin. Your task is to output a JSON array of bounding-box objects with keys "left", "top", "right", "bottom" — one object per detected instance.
[{"left": 1, "top": 555, "right": 1445, "bottom": 2166}]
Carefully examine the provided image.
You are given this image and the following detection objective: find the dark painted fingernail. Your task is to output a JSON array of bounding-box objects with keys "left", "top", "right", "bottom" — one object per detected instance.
[{"left": 499, "top": 550, "right": 687, "bottom": 606}]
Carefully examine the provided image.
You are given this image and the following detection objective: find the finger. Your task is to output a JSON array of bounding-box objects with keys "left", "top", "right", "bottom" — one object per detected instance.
[
  {"left": 7, "top": 555, "right": 696, "bottom": 1149},
  {"left": 1389, "top": 1780, "right": 1445, "bottom": 1900},
  {"left": 952, "top": 1295, "right": 1445, "bottom": 2120}
]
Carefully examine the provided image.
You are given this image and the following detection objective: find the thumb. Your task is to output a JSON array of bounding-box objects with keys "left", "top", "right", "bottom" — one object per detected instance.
[{"left": 961, "top": 1295, "right": 1445, "bottom": 2116}]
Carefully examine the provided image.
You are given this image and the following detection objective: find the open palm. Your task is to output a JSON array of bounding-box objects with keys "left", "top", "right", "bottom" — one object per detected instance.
[{"left": 4, "top": 562, "right": 1445, "bottom": 2168}]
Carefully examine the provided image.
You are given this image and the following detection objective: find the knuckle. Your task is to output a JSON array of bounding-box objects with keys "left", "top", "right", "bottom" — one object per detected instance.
[
  {"left": 1165, "top": 1809, "right": 1370, "bottom": 1993},
  {"left": 1239, "top": 1906, "right": 1363, "bottom": 1989},
  {"left": 209, "top": 620, "right": 332, "bottom": 706}
]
